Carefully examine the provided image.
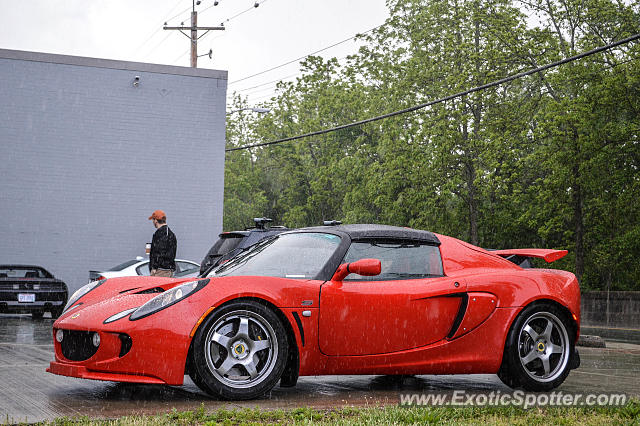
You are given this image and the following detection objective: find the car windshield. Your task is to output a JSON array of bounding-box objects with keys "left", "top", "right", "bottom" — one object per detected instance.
[
  {"left": 108, "top": 259, "right": 139, "bottom": 271},
  {"left": 210, "top": 232, "right": 341, "bottom": 279},
  {"left": 0, "top": 267, "right": 48, "bottom": 278},
  {"left": 212, "top": 234, "right": 245, "bottom": 256}
]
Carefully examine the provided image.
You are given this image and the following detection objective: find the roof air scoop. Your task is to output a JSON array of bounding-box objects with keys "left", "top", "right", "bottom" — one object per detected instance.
[{"left": 253, "top": 217, "right": 273, "bottom": 229}]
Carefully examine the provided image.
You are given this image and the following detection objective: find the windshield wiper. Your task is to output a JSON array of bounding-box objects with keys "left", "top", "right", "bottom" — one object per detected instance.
[{"left": 212, "top": 236, "right": 278, "bottom": 276}]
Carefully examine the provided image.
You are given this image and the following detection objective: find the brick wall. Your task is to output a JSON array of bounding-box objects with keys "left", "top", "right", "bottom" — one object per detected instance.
[{"left": 0, "top": 49, "right": 227, "bottom": 293}]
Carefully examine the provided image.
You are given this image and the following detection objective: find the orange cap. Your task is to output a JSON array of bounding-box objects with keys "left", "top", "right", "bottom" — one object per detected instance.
[{"left": 148, "top": 210, "right": 166, "bottom": 220}]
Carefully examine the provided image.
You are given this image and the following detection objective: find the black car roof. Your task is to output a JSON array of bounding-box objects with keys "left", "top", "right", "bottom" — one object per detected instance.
[
  {"left": 220, "top": 231, "right": 251, "bottom": 237},
  {"left": 219, "top": 227, "right": 289, "bottom": 238},
  {"left": 294, "top": 224, "right": 441, "bottom": 245},
  {"left": 238, "top": 229, "right": 286, "bottom": 248},
  {"left": 0, "top": 264, "right": 50, "bottom": 271}
]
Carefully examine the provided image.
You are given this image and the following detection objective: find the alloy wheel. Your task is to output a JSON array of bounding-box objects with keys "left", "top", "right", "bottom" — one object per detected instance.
[
  {"left": 204, "top": 310, "right": 278, "bottom": 389},
  {"left": 517, "top": 311, "right": 569, "bottom": 383}
]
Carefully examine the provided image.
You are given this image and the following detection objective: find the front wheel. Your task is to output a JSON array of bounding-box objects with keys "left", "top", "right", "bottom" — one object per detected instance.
[
  {"left": 498, "top": 303, "right": 575, "bottom": 391},
  {"left": 189, "top": 301, "right": 288, "bottom": 400}
]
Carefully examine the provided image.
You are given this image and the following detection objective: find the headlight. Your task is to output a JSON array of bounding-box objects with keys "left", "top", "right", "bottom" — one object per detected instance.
[
  {"left": 63, "top": 279, "right": 107, "bottom": 313},
  {"left": 129, "top": 279, "right": 209, "bottom": 321}
]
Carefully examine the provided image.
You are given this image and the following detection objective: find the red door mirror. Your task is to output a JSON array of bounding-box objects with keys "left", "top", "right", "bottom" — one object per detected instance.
[{"left": 331, "top": 258, "right": 381, "bottom": 281}]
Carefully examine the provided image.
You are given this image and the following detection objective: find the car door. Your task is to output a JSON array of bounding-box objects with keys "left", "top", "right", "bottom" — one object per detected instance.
[{"left": 319, "top": 239, "right": 466, "bottom": 356}]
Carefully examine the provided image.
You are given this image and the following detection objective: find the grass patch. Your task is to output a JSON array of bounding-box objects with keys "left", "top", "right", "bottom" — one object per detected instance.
[{"left": 14, "top": 399, "right": 640, "bottom": 425}]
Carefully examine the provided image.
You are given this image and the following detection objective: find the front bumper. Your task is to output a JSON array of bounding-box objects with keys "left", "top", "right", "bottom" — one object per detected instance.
[
  {"left": 47, "top": 361, "right": 167, "bottom": 384},
  {"left": 48, "top": 326, "right": 190, "bottom": 385},
  {"left": 48, "top": 307, "right": 195, "bottom": 386}
]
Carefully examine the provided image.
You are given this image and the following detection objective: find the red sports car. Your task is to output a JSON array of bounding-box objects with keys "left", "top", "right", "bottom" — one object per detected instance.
[{"left": 47, "top": 224, "right": 580, "bottom": 400}]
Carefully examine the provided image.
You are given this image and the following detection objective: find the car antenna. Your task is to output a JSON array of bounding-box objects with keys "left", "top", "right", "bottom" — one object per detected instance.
[{"left": 323, "top": 220, "right": 342, "bottom": 226}]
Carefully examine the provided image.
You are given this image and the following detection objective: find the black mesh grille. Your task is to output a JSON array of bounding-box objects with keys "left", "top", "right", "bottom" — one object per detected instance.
[{"left": 60, "top": 330, "right": 99, "bottom": 361}]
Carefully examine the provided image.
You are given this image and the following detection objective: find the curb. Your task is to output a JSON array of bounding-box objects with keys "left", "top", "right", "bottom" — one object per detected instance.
[{"left": 576, "top": 334, "right": 606, "bottom": 348}]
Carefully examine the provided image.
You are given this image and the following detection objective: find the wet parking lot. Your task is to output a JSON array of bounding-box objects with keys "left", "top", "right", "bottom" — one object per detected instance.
[{"left": 1, "top": 314, "right": 639, "bottom": 423}]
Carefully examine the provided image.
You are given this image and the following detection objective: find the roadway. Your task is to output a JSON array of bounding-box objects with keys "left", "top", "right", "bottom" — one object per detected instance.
[{"left": 1, "top": 314, "right": 638, "bottom": 423}]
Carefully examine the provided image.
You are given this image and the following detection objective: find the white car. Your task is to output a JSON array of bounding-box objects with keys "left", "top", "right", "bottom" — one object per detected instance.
[{"left": 89, "top": 257, "right": 199, "bottom": 281}]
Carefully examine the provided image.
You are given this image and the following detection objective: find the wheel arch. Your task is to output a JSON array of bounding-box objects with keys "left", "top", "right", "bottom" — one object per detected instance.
[
  {"left": 498, "top": 297, "right": 579, "bottom": 389},
  {"left": 184, "top": 296, "right": 300, "bottom": 384},
  {"left": 518, "top": 298, "right": 579, "bottom": 340},
  {"left": 499, "top": 297, "right": 579, "bottom": 370}
]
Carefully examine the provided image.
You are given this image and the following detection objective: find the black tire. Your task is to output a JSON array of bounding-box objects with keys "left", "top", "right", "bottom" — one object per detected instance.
[
  {"left": 498, "top": 303, "right": 575, "bottom": 391},
  {"left": 31, "top": 311, "right": 44, "bottom": 320},
  {"left": 189, "top": 301, "right": 289, "bottom": 400}
]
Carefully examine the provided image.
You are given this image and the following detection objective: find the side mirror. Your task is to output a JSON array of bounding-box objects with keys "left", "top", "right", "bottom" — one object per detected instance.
[{"left": 331, "top": 258, "right": 381, "bottom": 281}]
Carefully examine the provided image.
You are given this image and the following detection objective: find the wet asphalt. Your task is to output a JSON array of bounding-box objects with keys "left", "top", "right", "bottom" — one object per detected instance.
[{"left": 1, "top": 313, "right": 639, "bottom": 423}]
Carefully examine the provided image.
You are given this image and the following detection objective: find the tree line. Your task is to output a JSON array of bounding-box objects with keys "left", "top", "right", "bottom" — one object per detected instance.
[{"left": 223, "top": 0, "right": 640, "bottom": 291}]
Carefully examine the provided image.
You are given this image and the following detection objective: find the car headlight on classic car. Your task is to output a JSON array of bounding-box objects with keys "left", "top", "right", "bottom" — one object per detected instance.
[
  {"left": 129, "top": 279, "right": 209, "bottom": 321},
  {"left": 63, "top": 279, "right": 107, "bottom": 313}
]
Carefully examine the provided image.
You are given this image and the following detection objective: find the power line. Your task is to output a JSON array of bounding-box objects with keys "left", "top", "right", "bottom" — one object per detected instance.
[
  {"left": 225, "top": 33, "right": 640, "bottom": 152},
  {"left": 141, "top": 32, "right": 174, "bottom": 61},
  {"left": 228, "top": 23, "right": 385, "bottom": 85},
  {"left": 166, "top": 5, "right": 194, "bottom": 25},
  {"left": 172, "top": 47, "right": 191, "bottom": 65},
  {"left": 201, "top": 0, "right": 269, "bottom": 25},
  {"left": 229, "top": 72, "right": 301, "bottom": 94},
  {"left": 229, "top": 53, "right": 353, "bottom": 98},
  {"left": 132, "top": 0, "right": 191, "bottom": 58}
]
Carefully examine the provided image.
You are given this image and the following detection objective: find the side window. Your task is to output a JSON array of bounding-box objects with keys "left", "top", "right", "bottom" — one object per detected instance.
[
  {"left": 136, "top": 262, "right": 151, "bottom": 276},
  {"left": 343, "top": 240, "right": 444, "bottom": 281}
]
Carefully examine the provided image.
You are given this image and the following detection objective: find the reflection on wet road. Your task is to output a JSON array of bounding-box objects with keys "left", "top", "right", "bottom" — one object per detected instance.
[{"left": 1, "top": 314, "right": 639, "bottom": 423}]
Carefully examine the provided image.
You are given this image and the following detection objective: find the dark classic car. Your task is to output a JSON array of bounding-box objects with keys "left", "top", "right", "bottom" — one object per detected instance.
[{"left": 0, "top": 265, "right": 68, "bottom": 318}]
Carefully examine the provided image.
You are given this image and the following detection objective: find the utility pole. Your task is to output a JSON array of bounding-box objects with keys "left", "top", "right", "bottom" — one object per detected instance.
[{"left": 163, "top": 0, "right": 225, "bottom": 68}]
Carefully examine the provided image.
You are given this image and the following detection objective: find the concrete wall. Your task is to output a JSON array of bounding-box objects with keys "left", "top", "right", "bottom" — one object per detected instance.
[
  {"left": 581, "top": 291, "right": 640, "bottom": 328},
  {"left": 0, "top": 49, "right": 227, "bottom": 293}
]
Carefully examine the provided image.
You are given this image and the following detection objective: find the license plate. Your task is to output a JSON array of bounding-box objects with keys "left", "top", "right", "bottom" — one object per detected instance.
[{"left": 18, "top": 293, "right": 35, "bottom": 303}]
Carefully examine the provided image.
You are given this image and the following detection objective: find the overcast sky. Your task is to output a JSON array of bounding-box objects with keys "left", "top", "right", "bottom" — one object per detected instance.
[{"left": 0, "top": 0, "right": 389, "bottom": 106}]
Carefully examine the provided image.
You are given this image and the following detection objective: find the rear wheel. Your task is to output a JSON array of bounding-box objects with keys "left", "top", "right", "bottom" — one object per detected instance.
[
  {"left": 189, "top": 301, "right": 288, "bottom": 400},
  {"left": 498, "top": 303, "right": 574, "bottom": 391}
]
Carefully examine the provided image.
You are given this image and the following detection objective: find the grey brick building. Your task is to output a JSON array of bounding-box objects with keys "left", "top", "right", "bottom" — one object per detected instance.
[{"left": 0, "top": 49, "right": 227, "bottom": 293}]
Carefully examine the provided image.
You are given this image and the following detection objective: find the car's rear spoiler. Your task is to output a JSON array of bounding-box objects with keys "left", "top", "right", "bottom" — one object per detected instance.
[{"left": 492, "top": 249, "right": 568, "bottom": 263}]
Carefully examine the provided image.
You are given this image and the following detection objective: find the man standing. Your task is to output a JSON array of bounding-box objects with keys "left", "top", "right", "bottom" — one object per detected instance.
[{"left": 148, "top": 210, "right": 177, "bottom": 277}]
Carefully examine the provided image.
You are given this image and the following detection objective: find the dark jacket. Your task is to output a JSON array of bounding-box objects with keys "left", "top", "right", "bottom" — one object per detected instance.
[{"left": 149, "top": 225, "right": 177, "bottom": 272}]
